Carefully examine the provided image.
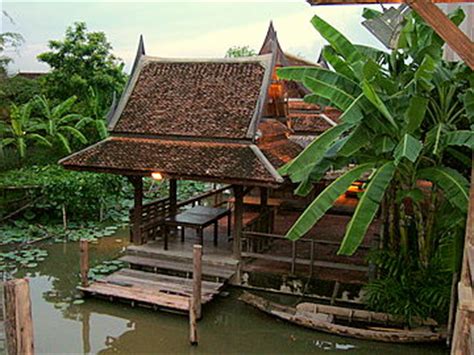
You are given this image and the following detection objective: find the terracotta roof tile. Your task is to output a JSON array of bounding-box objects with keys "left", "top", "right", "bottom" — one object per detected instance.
[
  {"left": 112, "top": 59, "right": 268, "bottom": 139},
  {"left": 259, "top": 139, "right": 302, "bottom": 169},
  {"left": 61, "top": 137, "right": 280, "bottom": 185}
]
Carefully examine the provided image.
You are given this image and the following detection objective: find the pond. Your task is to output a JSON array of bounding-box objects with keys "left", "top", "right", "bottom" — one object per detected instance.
[{"left": 11, "top": 230, "right": 448, "bottom": 354}]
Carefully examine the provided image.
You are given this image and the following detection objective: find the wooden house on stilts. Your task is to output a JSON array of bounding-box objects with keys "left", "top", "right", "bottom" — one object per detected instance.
[{"left": 59, "top": 30, "right": 371, "bottom": 314}]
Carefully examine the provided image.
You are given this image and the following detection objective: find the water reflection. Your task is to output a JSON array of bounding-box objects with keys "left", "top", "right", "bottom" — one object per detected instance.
[{"left": 17, "top": 233, "right": 448, "bottom": 354}]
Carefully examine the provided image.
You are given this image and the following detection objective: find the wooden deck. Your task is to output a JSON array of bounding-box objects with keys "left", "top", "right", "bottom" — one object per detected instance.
[{"left": 79, "top": 269, "right": 226, "bottom": 312}]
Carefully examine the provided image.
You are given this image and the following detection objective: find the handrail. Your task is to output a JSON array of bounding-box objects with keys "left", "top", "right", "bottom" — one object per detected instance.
[{"left": 177, "top": 185, "right": 231, "bottom": 208}]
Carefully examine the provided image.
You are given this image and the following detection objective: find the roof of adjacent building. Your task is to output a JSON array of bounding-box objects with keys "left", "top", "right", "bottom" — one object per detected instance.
[
  {"left": 287, "top": 99, "right": 340, "bottom": 135},
  {"left": 60, "top": 50, "right": 302, "bottom": 187}
]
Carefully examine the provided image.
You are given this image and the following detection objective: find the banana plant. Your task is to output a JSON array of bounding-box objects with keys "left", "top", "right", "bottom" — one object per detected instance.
[
  {"left": 277, "top": 12, "right": 472, "bottom": 265},
  {"left": 34, "top": 95, "right": 87, "bottom": 153},
  {"left": 75, "top": 86, "right": 109, "bottom": 139},
  {"left": 0, "top": 102, "right": 51, "bottom": 159}
]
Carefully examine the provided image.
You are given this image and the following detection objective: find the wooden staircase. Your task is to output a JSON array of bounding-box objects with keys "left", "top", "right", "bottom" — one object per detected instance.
[{"left": 78, "top": 245, "right": 237, "bottom": 313}]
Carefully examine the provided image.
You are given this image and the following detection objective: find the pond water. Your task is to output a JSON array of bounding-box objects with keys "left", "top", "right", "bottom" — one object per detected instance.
[{"left": 11, "top": 230, "right": 448, "bottom": 354}]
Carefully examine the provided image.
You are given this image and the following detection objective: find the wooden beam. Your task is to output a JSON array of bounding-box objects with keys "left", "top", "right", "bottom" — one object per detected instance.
[
  {"left": 129, "top": 176, "right": 144, "bottom": 245},
  {"left": 408, "top": 0, "right": 474, "bottom": 70},
  {"left": 233, "top": 185, "right": 244, "bottom": 260},
  {"left": 4, "top": 279, "right": 34, "bottom": 355},
  {"left": 307, "top": 0, "right": 467, "bottom": 4}
]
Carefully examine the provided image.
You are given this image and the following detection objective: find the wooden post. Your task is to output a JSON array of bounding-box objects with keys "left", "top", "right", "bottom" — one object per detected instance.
[
  {"left": 169, "top": 179, "right": 178, "bottom": 236},
  {"left": 260, "top": 187, "right": 269, "bottom": 233},
  {"left": 189, "top": 299, "right": 198, "bottom": 346},
  {"left": 80, "top": 239, "right": 89, "bottom": 288},
  {"left": 4, "top": 279, "right": 34, "bottom": 355},
  {"left": 232, "top": 185, "right": 244, "bottom": 260},
  {"left": 189, "top": 244, "right": 202, "bottom": 346},
  {"left": 169, "top": 179, "right": 177, "bottom": 216},
  {"left": 192, "top": 244, "right": 202, "bottom": 320},
  {"left": 62, "top": 204, "right": 67, "bottom": 230},
  {"left": 130, "top": 176, "right": 143, "bottom": 245}
]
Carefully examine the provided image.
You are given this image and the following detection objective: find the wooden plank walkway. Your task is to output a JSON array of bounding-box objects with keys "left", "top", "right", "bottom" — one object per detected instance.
[
  {"left": 119, "top": 255, "right": 235, "bottom": 280},
  {"left": 78, "top": 268, "right": 227, "bottom": 313}
]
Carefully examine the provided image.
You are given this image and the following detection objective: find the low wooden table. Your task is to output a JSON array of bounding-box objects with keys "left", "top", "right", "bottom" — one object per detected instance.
[{"left": 163, "top": 206, "right": 231, "bottom": 250}]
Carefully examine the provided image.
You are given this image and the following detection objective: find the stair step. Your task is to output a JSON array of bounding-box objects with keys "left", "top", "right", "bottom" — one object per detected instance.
[{"left": 120, "top": 255, "right": 235, "bottom": 280}]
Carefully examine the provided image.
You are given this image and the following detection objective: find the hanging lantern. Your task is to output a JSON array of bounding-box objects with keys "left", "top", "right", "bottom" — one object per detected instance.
[
  {"left": 151, "top": 172, "right": 163, "bottom": 181},
  {"left": 362, "top": 5, "right": 411, "bottom": 49}
]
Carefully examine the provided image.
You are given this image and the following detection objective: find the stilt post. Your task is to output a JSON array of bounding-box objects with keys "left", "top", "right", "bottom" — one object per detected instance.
[
  {"left": 4, "top": 279, "right": 34, "bottom": 355},
  {"left": 80, "top": 239, "right": 89, "bottom": 288},
  {"left": 130, "top": 176, "right": 143, "bottom": 245},
  {"left": 169, "top": 178, "right": 177, "bottom": 216},
  {"left": 192, "top": 244, "right": 202, "bottom": 319},
  {"left": 190, "top": 244, "right": 202, "bottom": 346},
  {"left": 232, "top": 185, "right": 244, "bottom": 260}
]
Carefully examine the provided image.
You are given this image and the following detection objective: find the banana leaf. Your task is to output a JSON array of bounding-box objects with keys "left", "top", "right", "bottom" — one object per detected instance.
[
  {"left": 277, "top": 66, "right": 360, "bottom": 95},
  {"left": 404, "top": 96, "right": 429, "bottom": 134},
  {"left": 338, "top": 161, "right": 396, "bottom": 255},
  {"left": 285, "top": 163, "right": 375, "bottom": 241},
  {"left": 417, "top": 166, "right": 469, "bottom": 213},
  {"left": 463, "top": 88, "right": 474, "bottom": 122},
  {"left": 362, "top": 80, "right": 397, "bottom": 129},
  {"left": 303, "top": 76, "right": 356, "bottom": 112},
  {"left": 279, "top": 123, "right": 350, "bottom": 176},
  {"left": 322, "top": 46, "right": 356, "bottom": 80},
  {"left": 311, "top": 15, "right": 362, "bottom": 65},
  {"left": 445, "top": 130, "right": 474, "bottom": 149},
  {"left": 393, "top": 133, "right": 423, "bottom": 164}
]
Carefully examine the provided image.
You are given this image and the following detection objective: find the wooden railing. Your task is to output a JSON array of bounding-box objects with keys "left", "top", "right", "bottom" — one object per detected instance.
[
  {"left": 451, "top": 161, "right": 474, "bottom": 355},
  {"left": 130, "top": 185, "right": 231, "bottom": 241},
  {"left": 241, "top": 229, "right": 371, "bottom": 276}
]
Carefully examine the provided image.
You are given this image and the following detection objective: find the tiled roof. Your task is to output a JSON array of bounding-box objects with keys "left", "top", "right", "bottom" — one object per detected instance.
[
  {"left": 290, "top": 115, "right": 334, "bottom": 134},
  {"left": 61, "top": 137, "right": 282, "bottom": 186},
  {"left": 111, "top": 58, "right": 270, "bottom": 139},
  {"left": 256, "top": 119, "right": 302, "bottom": 168},
  {"left": 60, "top": 54, "right": 293, "bottom": 187}
]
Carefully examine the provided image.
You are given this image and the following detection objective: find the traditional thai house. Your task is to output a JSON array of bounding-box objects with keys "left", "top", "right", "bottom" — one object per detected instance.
[
  {"left": 59, "top": 34, "right": 373, "bottom": 313},
  {"left": 258, "top": 22, "right": 342, "bottom": 147}
]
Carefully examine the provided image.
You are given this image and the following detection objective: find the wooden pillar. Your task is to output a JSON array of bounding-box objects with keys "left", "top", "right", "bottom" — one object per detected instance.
[
  {"left": 232, "top": 185, "right": 244, "bottom": 260},
  {"left": 80, "top": 239, "right": 89, "bottom": 288},
  {"left": 4, "top": 279, "right": 34, "bottom": 355},
  {"left": 260, "top": 187, "right": 269, "bottom": 233},
  {"left": 192, "top": 244, "right": 202, "bottom": 319},
  {"left": 189, "top": 244, "right": 202, "bottom": 346},
  {"left": 130, "top": 176, "right": 143, "bottom": 245},
  {"left": 169, "top": 178, "right": 177, "bottom": 215}
]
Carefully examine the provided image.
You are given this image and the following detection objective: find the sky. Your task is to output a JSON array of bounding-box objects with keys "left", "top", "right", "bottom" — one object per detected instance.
[{"left": 0, "top": 1, "right": 386, "bottom": 74}]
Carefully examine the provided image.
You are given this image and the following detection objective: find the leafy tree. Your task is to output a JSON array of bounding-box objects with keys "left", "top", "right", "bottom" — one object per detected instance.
[
  {"left": 277, "top": 10, "right": 472, "bottom": 322},
  {"left": 37, "top": 22, "right": 127, "bottom": 110},
  {"left": 0, "top": 75, "right": 41, "bottom": 108},
  {"left": 0, "top": 12, "right": 23, "bottom": 77},
  {"left": 0, "top": 102, "right": 51, "bottom": 159},
  {"left": 225, "top": 45, "right": 257, "bottom": 58},
  {"left": 34, "top": 95, "right": 87, "bottom": 153}
]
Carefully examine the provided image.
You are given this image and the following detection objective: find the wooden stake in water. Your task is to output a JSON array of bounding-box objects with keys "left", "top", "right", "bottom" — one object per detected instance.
[
  {"left": 4, "top": 279, "right": 34, "bottom": 355},
  {"left": 80, "top": 240, "right": 89, "bottom": 288},
  {"left": 189, "top": 244, "right": 202, "bottom": 346}
]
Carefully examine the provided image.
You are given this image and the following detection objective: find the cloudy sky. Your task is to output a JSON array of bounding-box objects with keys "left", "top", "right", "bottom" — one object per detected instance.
[{"left": 1, "top": 1, "right": 386, "bottom": 74}]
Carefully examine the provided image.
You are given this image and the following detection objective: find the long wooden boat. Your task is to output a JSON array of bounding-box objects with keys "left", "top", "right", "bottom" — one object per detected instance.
[{"left": 239, "top": 292, "right": 446, "bottom": 343}]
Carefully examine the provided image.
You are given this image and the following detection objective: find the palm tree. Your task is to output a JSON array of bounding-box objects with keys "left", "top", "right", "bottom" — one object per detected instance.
[
  {"left": 0, "top": 102, "right": 51, "bottom": 159},
  {"left": 34, "top": 95, "right": 87, "bottom": 153}
]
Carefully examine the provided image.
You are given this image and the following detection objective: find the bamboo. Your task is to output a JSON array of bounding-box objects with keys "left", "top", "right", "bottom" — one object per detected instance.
[
  {"left": 80, "top": 239, "right": 89, "bottom": 288},
  {"left": 4, "top": 279, "right": 34, "bottom": 355}
]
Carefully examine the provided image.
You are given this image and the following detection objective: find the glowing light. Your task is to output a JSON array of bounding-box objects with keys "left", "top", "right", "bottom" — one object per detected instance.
[{"left": 151, "top": 172, "right": 163, "bottom": 181}]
